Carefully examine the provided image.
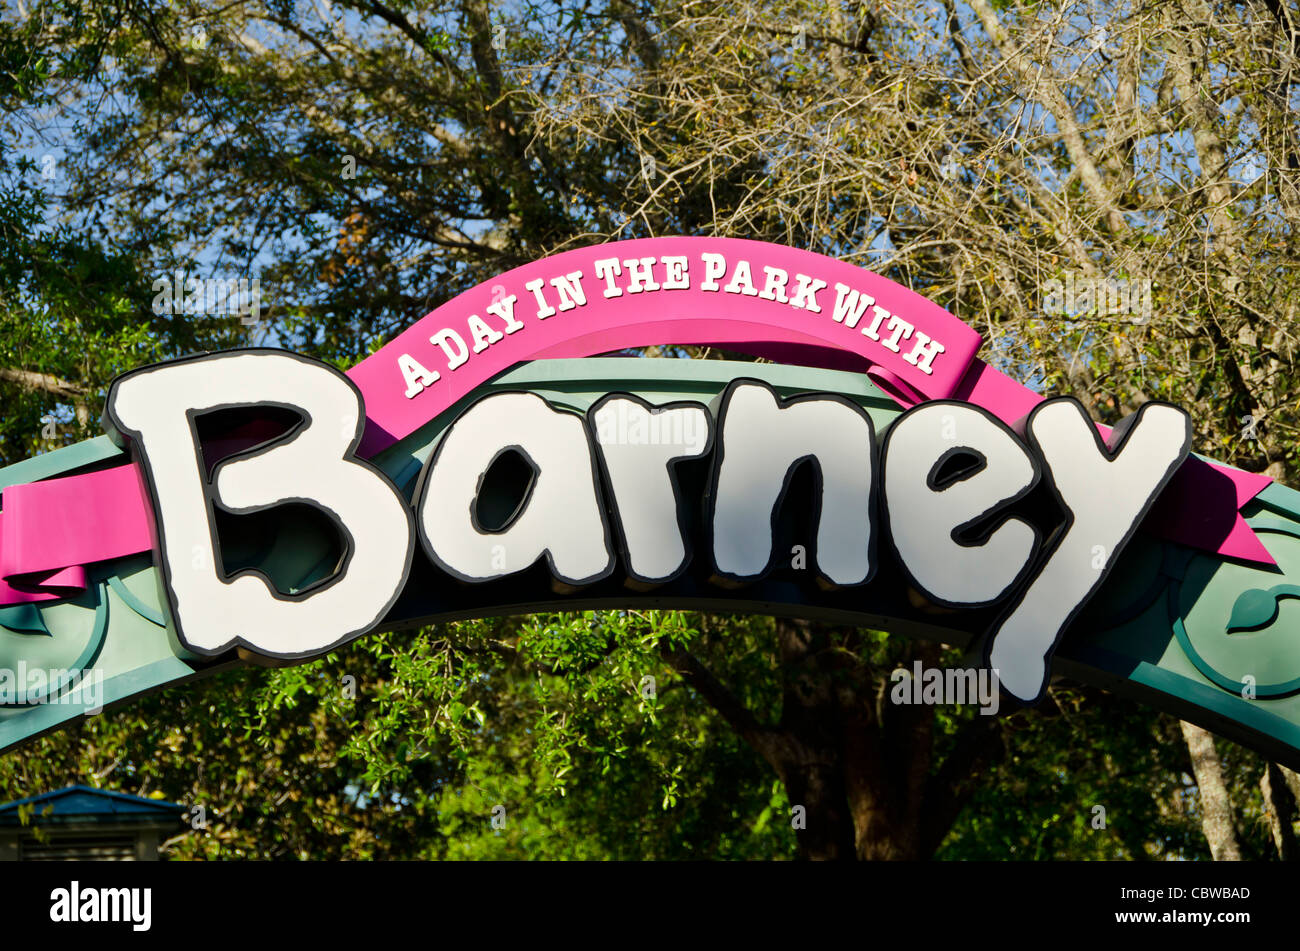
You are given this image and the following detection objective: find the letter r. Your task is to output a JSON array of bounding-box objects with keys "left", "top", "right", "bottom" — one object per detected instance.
[{"left": 105, "top": 351, "right": 415, "bottom": 659}]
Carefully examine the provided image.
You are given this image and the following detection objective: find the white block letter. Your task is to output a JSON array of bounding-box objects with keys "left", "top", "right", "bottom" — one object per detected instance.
[
  {"left": 986, "top": 399, "right": 1191, "bottom": 702},
  {"left": 590, "top": 396, "right": 712, "bottom": 585},
  {"left": 883, "top": 403, "right": 1040, "bottom": 606},
  {"left": 709, "top": 381, "right": 876, "bottom": 587},
  {"left": 398, "top": 353, "right": 440, "bottom": 398},
  {"left": 105, "top": 351, "right": 415, "bottom": 659},
  {"left": 416, "top": 392, "right": 614, "bottom": 587}
]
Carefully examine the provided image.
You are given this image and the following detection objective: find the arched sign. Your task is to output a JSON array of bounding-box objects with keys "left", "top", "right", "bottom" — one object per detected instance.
[{"left": 2, "top": 238, "right": 1299, "bottom": 769}]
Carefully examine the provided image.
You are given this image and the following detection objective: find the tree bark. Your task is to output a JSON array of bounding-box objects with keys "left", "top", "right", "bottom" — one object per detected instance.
[
  {"left": 665, "top": 619, "right": 1004, "bottom": 860},
  {"left": 774, "top": 618, "right": 867, "bottom": 859},
  {"left": 1179, "top": 720, "right": 1243, "bottom": 860},
  {"left": 1261, "top": 762, "right": 1297, "bottom": 860},
  {"left": 0, "top": 367, "right": 87, "bottom": 398},
  {"left": 1282, "top": 765, "right": 1300, "bottom": 807},
  {"left": 768, "top": 621, "right": 1001, "bottom": 860}
]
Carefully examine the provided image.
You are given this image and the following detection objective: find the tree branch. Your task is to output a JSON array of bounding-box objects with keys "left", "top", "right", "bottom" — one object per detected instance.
[
  {"left": 0, "top": 368, "right": 87, "bottom": 399},
  {"left": 919, "top": 712, "right": 1005, "bottom": 856},
  {"left": 659, "top": 643, "right": 788, "bottom": 770}
]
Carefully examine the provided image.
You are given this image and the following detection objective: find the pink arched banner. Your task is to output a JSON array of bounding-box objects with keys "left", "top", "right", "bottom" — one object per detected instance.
[{"left": 0, "top": 237, "right": 1273, "bottom": 606}]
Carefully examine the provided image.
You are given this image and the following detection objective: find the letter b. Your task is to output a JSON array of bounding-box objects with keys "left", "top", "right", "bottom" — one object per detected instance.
[{"left": 105, "top": 351, "right": 415, "bottom": 659}]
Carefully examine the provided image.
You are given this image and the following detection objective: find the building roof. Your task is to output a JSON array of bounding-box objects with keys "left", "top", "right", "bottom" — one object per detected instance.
[{"left": 0, "top": 785, "right": 187, "bottom": 827}]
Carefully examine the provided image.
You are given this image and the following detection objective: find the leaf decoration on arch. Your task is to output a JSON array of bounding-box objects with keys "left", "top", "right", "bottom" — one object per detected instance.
[
  {"left": 0, "top": 603, "right": 50, "bottom": 637},
  {"left": 1225, "top": 584, "right": 1300, "bottom": 634}
]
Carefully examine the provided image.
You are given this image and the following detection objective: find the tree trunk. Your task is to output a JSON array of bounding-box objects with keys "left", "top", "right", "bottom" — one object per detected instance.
[
  {"left": 1282, "top": 765, "right": 1300, "bottom": 807},
  {"left": 774, "top": 618, "right": 883, "bottom": 860},
  {"left": 1261, "top": 762, "right": 1297, "bottom": 860},
  {"left": 667, "top": 619, "right": 1004, "bottom": 860},
  {"left": 771, "top": 621, "right": 997, "bottom": 860},
  {"left": 780, "top": 757, "right": 857, "bottom": 860},
  {"left": 1179, "top": 720, "right": 1243, "bottom": 860}
]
